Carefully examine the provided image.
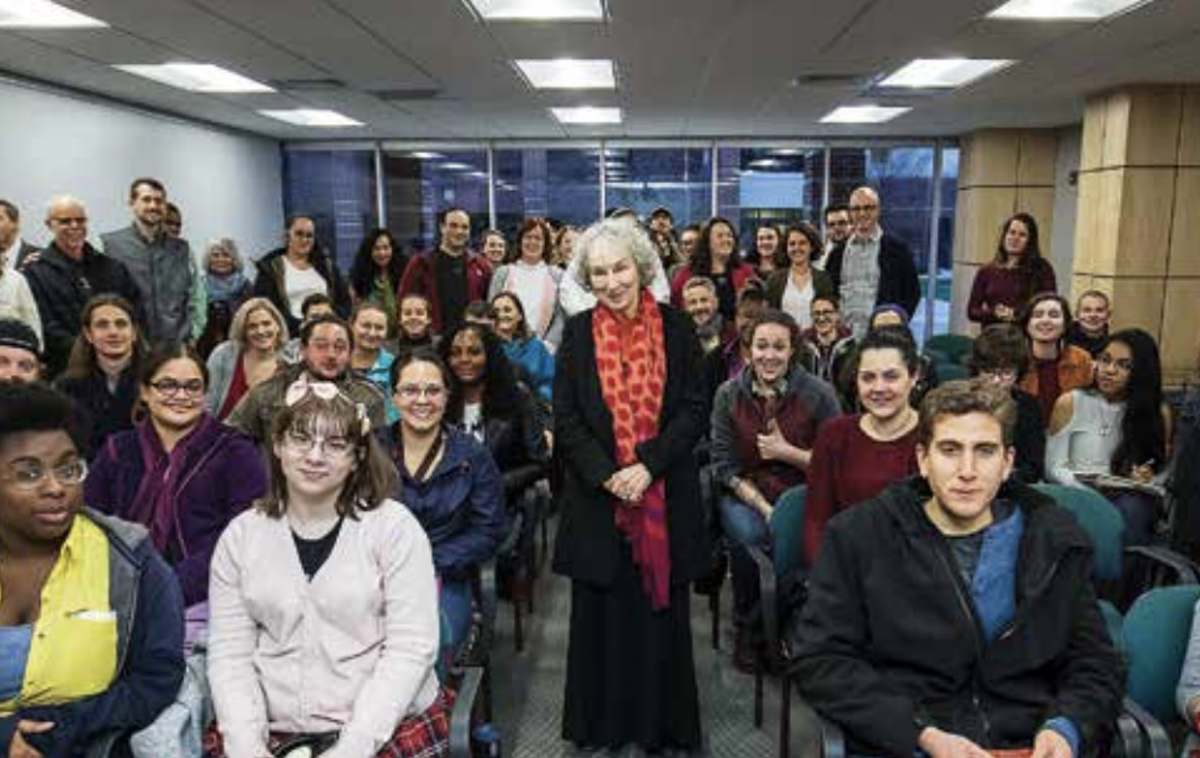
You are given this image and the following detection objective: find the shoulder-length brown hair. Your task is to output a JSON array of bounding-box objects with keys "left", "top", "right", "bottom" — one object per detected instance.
[
  {"left": 64, "top": 294, "right": 146, "bottom": 380},
  {"left": 511, "top": 218, "right": 554, "bottom": 264},
  {"left": 258, "top": 388, "right": 397, "bottom": 519}
]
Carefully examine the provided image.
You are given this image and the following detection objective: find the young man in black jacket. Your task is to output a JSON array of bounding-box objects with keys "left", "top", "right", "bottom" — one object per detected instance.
[{"left": 792, "top": 378, "right": 1122, "bottom": 758}]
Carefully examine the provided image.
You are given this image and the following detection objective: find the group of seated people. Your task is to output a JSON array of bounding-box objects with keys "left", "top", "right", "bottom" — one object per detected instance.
[{"left": 1, "top": 183, "right": 1198, "bottom": 758}]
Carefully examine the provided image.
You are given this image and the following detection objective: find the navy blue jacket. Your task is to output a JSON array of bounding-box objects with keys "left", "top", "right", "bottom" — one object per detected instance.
[
  {"left": 0, "top": 511, "right": 185, "bottom": 758},
  {"left": 397, "top": 426, "right": 508, "bottom": 579}
]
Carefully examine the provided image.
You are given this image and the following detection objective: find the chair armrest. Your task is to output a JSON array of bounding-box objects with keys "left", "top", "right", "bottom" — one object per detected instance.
[
  {"left": 1121, "top": 696, "right": 1172, "bottom": 758},
  {"left": 449, "top": 666, "right": 485, "bottom": 758},
  {"left": 1112, "top": 709, "right": 1145, "bottom": 758},
  {"left": 747, "top": 544, "right": 778, "bottom": 652},
  {"left": 1124, "top": 545, "right": 1199, "bottom": 585},
  {"left": 475, "top": 561, "right": 498, "bottom": 654},
  {"left": 818, "top": 713, "right": 846, "bottom": 758}
]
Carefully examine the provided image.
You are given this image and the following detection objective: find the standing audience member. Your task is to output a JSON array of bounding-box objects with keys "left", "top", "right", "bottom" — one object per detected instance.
[
  {"left": 765, "top": 223, "right": 834, "bottom": 331},
  {"left": 226, "top": 314, "right": 386, "bottom": 445},
  {"left": 969, "top": 324, "right": 1045, "bottom": 483},
  {"left": 481, "top": 229, "right": 509, "bottom": 268},
  {"left": 207, "top": 379, "right": 451, "bottom": 758},
  {"left": 677, "top": 224, "right": 701, "bottom": 271},
  {"left": 803, "top": 327, "right": 920, "bottom": 564},
  {"left": 196, "top": 238, "right": 252, "bottom": 359},
  {"left": 710, "top": 309, "right": 840, "bottom": 672},
  {"left": 824, "top": 187, "right": 921, "bottom": 338},
  {"left": 0, "top": 318, "right": 42, "bottom": 383},
  {"left": 25, "top": 196, "right": 141, "bottom": 376},
  {"left": 86, "top": 342, "right": 268, "bottom": 646},
  {"left": 799, "top": 295, "right": 856, "bottom": 389},
  {"left": 490, "top": 292, "right": 555, "bottom": 402},
  {"left": 647, "top": 207, "right": 674, "bottom": 238},
  {"left": 390, "top": 349, "right": 508, "bottom": 656},
  {"left": 348, "top": 229, "right": 404, "bottom": 338},
  {"left": 0, "top": 237, "right": 41, "bottom": 342},
  {"left": 163, "top": 203, "right": 183, "bottom": 239},
  {"left": 1066, "top": 290, "right": 1112, "bottom": 357},
  {"left": 817, "top": 203, "right": 851, "bottom": 270},
  {"left": 102, "top": 178, "right": 197, "bottom": 343},
  {"left": 488, "top": 218, "right": 566, "bottom": 349},
  {"left": 349, "top": 301, "right": 398, "bottom": 423},
  {"left": 792, "top": 379, "right": 1123, "bottom": 758},
  {"left": 967, "top": 213, "right": 1056, "bottom": 327},
  {"left": 206, "top": 298, "right": 287, "bottom": 420},
  {"left": 0, "top": 382, "right": 185, "bottom": 758},
  {"left": 681, "top": 277, "right": 734, "bottom": 355},
  {"left": 670, "top": 217, "right": 757, "bottom": 320},
  {"left": 553, "top": 226, "right": 578, "bottom": 268},
  {"left": 1018, "top": 292, "right": 1094, "bottom": 424},
  {"left": 1046, "top": 329, "right": 1170, "bottom": 547},
  {"left": 55, "top": 295, "right": 144, "bottom": 457},
  {"left": 398, "top": 208, "right": 491, "bottom": 335},
  {"left": 751, "top": 224, "right": 783, "bottom": 277},
  {"left": 253, "top": 215, "right": 351, "bottom": 335},
  {"left": 0, "top": 199, "right": 39, "bottom": 270},
  {"left": 554, "top": 219, "right": 709, "bottom": 752}
]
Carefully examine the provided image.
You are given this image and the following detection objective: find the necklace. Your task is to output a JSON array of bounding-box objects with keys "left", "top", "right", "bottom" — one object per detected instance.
[{"left": 1096, "top": 399, "right": 1123, "bottom": 437}]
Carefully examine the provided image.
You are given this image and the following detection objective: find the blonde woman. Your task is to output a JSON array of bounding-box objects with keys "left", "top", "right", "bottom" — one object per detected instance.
[{"left": 206, "top": 297, "right": 288, "bottom": 419}]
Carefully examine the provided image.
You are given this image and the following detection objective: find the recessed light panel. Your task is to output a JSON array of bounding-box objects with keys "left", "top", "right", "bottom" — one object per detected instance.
[
  {"left": 987, "top": 0, "right": 1156, "bottom": 20},
  {"left": 259, "top": 109, "right": 363, "bottom": 127},
  {"left": 550, "top": 106, "right": 622, "bottom": 124},
  {"left": 879, "top": 58, "right": 1013, "bottom": 89},
  {"left": 465, "top": 0, "right": 603, "bottom": 21},
  {"left": 0, "top": 0, "right": 106, "bottom": 28},
  {"left": 515, "top": 59, "right": 615, "bottom": 89},
  {"left": 820, "top": 105, "right": 911, "bottom": 124},
  {"left": 115, "top": 64, "right": 274, "bottom": 93}
]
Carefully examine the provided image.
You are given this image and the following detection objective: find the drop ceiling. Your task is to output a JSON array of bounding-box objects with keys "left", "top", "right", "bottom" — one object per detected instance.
[{"left": 2, "top": 0, "right": 1200, "bottom": 140}]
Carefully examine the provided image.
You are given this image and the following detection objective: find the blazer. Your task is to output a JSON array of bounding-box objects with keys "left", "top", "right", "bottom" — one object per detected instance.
[
  {"left": 763, "top": 267, "right": 836, "bottom": 313},
  {"left": 551, "top": 303, "right": 712, "bottom": 587}
]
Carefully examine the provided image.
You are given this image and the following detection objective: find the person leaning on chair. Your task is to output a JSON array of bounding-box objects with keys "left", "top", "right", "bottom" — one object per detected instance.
[{"left": 791, "top": 377, "right": 1123, "bottom": 758}]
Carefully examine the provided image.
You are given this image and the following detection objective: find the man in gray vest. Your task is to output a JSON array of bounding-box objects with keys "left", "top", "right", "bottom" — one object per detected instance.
[{"left": 102, "top": 178, "right": 197, "bottom": 343}]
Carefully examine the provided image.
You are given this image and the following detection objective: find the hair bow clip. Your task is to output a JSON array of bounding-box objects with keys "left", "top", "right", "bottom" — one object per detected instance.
[
  {"left": 355, "top": 403, "right": 370, "bottom": 437},
  {"left": 284, "top": 377, "right": 345, "bottom": 407}
]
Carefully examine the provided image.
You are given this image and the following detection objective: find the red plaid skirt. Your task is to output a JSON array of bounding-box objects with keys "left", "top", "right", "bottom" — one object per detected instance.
[{"left": 204, "top": 688, "right": 452, "bottom": 758}]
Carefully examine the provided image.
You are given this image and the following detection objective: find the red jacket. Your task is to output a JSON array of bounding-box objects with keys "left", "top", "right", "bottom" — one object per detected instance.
[{"left": 398, "top": 250, "right": 493, "bottom": 333}]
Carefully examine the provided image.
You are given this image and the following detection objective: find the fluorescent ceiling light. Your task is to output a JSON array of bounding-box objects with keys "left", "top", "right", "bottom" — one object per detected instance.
[
  {"left": 465, "top": 0, "right": 603, "bottom": 21},
  {"left": 515, "top": 59, "right": 615, "bottom": 89},
  {"left": 987, "top": 0, "right": 1156, "bottom": 20},
  {"left": 115, "top": 63, "right": 273, "bottom": 93},
  {"left": 820, "top": 105, "right": 911, "bottom": 124},
  {"left": 0, "top": 0, "right": 106, "bottom": 27},
  {"left": 259, "top": 109, "right": 363, "bottom": 127},
  {"left": 550, "top": 106, "right": 622, "bottom": 124},
  {"left": 880, "top": 58, "right": 1013, "bottom": 88}
]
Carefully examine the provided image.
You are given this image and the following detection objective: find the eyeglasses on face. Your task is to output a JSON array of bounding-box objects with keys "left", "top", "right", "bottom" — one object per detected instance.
[
  {"left": 282, "top": 428, "right": 354, "bottom": 457},
  {"left": 51, "top": 216, "right": 87, "bottom": 226},
  {"left": 848, "top": 204, "right": 878, "bottom": 213},
  {"left": 394, "top": 384, "right": 446, "bottom": 401},
  {"left": 150, "top": 378, "right": 205, "bottom": 397},
  {"left": 3, "top": 459, "right": 88, "bottom": 490}
]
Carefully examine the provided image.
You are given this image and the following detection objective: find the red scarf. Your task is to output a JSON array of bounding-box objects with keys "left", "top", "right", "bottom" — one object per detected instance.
[{"left": 592, "top": 290, "right": 671, "bottom": 609}]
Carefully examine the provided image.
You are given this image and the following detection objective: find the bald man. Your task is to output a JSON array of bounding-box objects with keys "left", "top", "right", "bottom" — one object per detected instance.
[
  {"left": 823, "top": 187, "right": 920, "bottom": 338},
  {"left": 24, "top": 196, "right": 142, "bottom": 376}
]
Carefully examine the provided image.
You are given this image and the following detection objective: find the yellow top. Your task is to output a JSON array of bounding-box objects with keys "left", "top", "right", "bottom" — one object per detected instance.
[{"left": 0, "top": 515, "right": 117, "bottom": 714}]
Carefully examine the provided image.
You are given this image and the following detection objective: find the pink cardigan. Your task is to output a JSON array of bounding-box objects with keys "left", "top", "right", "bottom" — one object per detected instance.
[{"left": 207, "top": 501, "right": 440, "bottom": 758}]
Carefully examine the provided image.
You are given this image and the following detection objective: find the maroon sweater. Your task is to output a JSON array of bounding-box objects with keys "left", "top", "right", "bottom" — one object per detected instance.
[{"left": 967, "top": 261, "right": 1057, "bottom": 326}]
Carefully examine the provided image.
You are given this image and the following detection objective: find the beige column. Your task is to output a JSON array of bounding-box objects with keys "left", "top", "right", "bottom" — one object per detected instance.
[
  {"left": 1073, "top": 85, "right": 1200, "bottom": 386},
  {"left": 950, "top": 129, "right": 1059, "bottom": 335}
]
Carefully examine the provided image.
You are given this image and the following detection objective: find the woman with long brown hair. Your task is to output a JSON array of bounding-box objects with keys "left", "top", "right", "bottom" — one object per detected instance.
[{"left": 968, "top": 213, "right": 1057, "bottom": 327}]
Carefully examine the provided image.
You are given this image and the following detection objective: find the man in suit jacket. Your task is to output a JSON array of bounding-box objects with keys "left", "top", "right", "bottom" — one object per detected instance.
[
  {"left": 824, "top": 186, "right": 921, "bottom": 339},
  {"left": 0, "top": 199, "right": 40, "bottom": 271}
]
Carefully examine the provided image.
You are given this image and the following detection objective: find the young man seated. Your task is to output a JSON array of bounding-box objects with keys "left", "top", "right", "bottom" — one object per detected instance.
[
  {"left": 791, "top": 377, "right": 1122, "bottom": 758},
  {"left": 1065, "top": 290, "right": 1111, "bottom": 357}
]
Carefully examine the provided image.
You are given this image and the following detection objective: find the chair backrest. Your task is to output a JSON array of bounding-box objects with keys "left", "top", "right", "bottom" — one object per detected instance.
[
  {"left": 937, "top": 363, "right": 971, "bottom": 382},
  {"left": 1122, "top": 584, "right": 1200, "bottom": 722},
  {"left": 925, "top": 334, "right": 974, "bottom": 365},
  {"left": 771, "top": 486, "right": 808, "bottom": 579},
  {"left": 1034, "top": 484, "right": 1124, "bottom": 582}
]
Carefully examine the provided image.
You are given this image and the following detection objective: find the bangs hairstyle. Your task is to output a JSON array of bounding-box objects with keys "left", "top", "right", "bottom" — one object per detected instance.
[
  {"left": 571, "top": 217, "right": 659, "bottom": 292},
  {"left": 230, "top": 297, "right": 289, "bottom": 351},
  {"left": 918, "top": 378, "right": 1016, "bottom": 449},
  {"left": 782, "top": 223, "right": 822, "bottom": 269},
  {"left": 490, "top": 292, "right": 531, "bottom": 340},
  {"left": 260, "top": 390, "right": 397, "bottom": 519},
  {"left": 1017, "top": 291, "right": 1071, "bottom": 341},
  {"left": 513, "top": 218, "right": 553, "bottom": 263}
]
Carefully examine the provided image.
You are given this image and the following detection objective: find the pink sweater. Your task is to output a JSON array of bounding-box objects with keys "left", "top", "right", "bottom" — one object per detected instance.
[{"left": 207, "top": 501, "right": 440, "bottom": 758}]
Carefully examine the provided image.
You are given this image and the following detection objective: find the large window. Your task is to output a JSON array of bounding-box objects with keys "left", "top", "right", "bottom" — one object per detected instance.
[
  {"left": 493, "top": 148, "right": 599, "bottom": 236},
  {"left": 382, "top": 148, "right": 489, "bottom": 255},
  {"left": 602, "top": 147, "right": 712, "bottom": 228},
  {"left": 716, "top": 147, "right": 824, "bottom": 251},
  {"left": 282, "top": 148, "right": 377, "bottom": 271}
]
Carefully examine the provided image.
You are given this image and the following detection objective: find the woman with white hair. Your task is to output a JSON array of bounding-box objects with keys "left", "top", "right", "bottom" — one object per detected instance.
[
  {"left": 553, "top": 218, "right": 709, "bottom": 753},
  {"left": 197, "top": 238, "right": 252, "bottom": 357}
]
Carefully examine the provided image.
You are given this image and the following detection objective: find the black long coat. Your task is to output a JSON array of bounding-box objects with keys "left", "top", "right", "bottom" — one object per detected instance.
[{"left": 551, "top": 303, "right": 712, "bottom": 589}]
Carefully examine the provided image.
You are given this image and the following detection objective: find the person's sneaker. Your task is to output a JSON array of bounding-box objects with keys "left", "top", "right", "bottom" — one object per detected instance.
[{"left": 732, "top": 630, "right": 760, "bottom": 674}]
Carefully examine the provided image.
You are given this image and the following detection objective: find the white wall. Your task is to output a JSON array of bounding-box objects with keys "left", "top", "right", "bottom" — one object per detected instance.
[
  {"left": 1050, "top": 124, "right": 1082, "bottom": 284},
  {"left": 0, "top": 76, "right": 283, "bottom": 263}
]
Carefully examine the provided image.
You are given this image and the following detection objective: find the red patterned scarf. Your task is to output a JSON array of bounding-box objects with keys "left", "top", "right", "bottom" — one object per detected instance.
[{"left": 592, "top": 290, "right": 671, "bottom": 609}]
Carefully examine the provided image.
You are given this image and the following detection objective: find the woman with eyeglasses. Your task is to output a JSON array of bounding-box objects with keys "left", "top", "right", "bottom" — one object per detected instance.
[
  {"left": 54, "top": 294, "right": 145, "bottom": 457},
  {"left": 86, "top": 342, "right": 268, "bottom": 646},
  {"left": 489, "top": 291, "right": 555, "bottom": 402},
  {"left": 0, "top": 382, "right": 184, "bottom": 758},
  {"left": 1046, "top": 328, "right": 1172, "bottom": 546},
  {"left": 487, "top": 218, "right": 567, "bottom": 350},
  {"left": 208, "top": 378, "right": 451, "bottom": 758},
  {"left": 968, "top": 324, "right": 1046, "bottom": 483},
  {"left": 253, "top": 214, "right": 351, "bottom": 336},
  {"left": 390, "top": 349, "right": 508, "bottom": 656}
]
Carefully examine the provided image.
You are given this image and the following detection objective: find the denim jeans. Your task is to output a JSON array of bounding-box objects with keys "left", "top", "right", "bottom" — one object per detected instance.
[
  {"left": 440, "top": 578, "right": 473, "bottom": 658},
  {"left": 718, "top": 494, "right": 771, "bottom": 626}
]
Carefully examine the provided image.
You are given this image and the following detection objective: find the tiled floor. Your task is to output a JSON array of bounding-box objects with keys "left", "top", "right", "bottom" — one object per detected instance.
[{"left": 486, "top": 530, "right": 820, "bottom": 758}]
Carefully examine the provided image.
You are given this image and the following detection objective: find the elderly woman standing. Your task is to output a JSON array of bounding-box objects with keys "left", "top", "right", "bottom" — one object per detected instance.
[{"left": 554, "top": 218, "right": 709, "bottom": 753}]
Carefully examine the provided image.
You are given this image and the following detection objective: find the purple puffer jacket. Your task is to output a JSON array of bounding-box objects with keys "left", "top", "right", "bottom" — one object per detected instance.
[{"left": 85, "top": 413, "right": 269, "bottom": 606}]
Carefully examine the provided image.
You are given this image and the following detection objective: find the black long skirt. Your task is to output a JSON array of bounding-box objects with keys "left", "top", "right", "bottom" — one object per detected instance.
[{"left": 561, "top": 546, "right": 702, "bottom": 751}]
